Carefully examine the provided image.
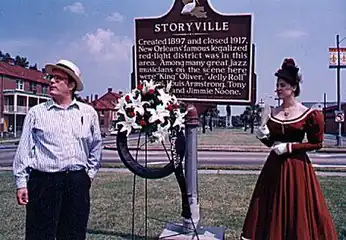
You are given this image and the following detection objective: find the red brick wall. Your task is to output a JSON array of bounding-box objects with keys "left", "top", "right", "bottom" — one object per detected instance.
[
  {"left": 97, "top": 109, "right": 116, "bottom": 134},
  {"left": 2, "top": 75, "right": 49, "bottom": 94},
  {"left": 3, "top": 76, "right": 16, "bottom": 89}
]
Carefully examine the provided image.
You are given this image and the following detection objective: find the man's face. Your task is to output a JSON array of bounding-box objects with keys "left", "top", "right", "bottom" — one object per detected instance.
[{"left": 48, "top": 69, "right": 75, "bottom": 98}]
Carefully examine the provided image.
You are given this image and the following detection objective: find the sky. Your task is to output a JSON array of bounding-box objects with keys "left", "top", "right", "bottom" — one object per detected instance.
[{"left": 1, "top": 0, "right": 346, "bottom": 115}]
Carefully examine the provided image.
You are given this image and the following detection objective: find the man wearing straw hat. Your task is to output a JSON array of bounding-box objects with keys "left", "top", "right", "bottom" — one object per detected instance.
[{"left": 13, "top": 59, "right": 102, "bottom": 240}]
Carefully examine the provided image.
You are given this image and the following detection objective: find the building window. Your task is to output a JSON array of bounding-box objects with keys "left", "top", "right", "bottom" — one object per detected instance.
[
  {"left": 30, "top": 82, "right": 37, "bottom": 92},
  {"left": 16, "top": 80, "right": 24, "bottom": 90},
  {"left": 42, "top": 86, "right": 48, "bottom": 94}
]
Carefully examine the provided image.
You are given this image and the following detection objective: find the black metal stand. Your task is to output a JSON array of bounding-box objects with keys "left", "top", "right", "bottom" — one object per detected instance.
[
  {"left": 131, "top": 173, "right": 137, "bottom": 239},
  {"left": 128, "top": 130, "right": 199, "bottom": 239}
]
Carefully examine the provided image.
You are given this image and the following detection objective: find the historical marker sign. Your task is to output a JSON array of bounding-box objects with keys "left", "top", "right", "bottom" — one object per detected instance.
[{"left": 134, "top": 0, "right": 253, "bottom": 104}]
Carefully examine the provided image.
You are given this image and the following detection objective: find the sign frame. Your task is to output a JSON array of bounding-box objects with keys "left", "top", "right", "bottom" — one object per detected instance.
[{"left": 133, "top": 0, "right": 254, "bottom": 105}]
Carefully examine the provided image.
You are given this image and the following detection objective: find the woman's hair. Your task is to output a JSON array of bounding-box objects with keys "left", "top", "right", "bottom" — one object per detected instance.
[{"left": 274, "top": 58, "right": 302, "bottom": 96}]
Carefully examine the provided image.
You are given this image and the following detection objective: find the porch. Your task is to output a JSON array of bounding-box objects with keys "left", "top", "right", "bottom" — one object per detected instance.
[{"left": 2, "top": 93, "right": 50, "bottom": 137}]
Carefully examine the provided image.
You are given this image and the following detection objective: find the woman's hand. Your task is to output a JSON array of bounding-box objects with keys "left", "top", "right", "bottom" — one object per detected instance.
[
  {"left": 271, "top": 143, "right": 289, "bottom": 155},
  {"left": 255, "top": 125, "right": 270, "bottom": 139}
]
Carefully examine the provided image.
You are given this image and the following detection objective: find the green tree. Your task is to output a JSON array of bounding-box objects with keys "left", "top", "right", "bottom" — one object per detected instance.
[
  {"left": 241, "top": 104, "right": 261, "bottom": 134},
  {"left": 29, "top": 64, "right": 38, "bottom": 70},
  {"left": 15, "top": 56, "right": 29, "bottom": 68},
  {"left": 2, "top": 53, "right": 12, "bottom": 62}
]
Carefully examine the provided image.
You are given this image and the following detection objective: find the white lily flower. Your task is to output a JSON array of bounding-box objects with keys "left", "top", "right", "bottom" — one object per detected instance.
[
  {"left": 170, "top": 95, "right": 178, "bottom": 104},
  {"left": 124, "top": 93, "right": 151, "bottom": 116},
  {"left": 142, "top": 79, "right": 159, "bottom": 94},
  {"left": 166, "top": 80, "right": 172, "bottom": 93},
  {"left": 152, "top": 124, "right": 170, "bottom": 143},
  {"left": 115, "top": 92, "right": 137, "bottom": 111},
  {"left": 173, "top": 110, "right": 187, "bottom": 131},
  {"left": 116, "top": 115, "right": 141, "bottom": 137},
  {"left": 157, "top": 88, "right": 172, "bottom": 107},
  {"left": 147, "top": 105, "right": 170, "bottom": 123},
  {"left": 116, "top": 105, "right": 127, "bottom": 117},
  {"left": 115, "top": 97, "right": 126, "bottom": 110},
  {"left": 147, "top": 108, "right": 159, "bottom": 123},
  {"left": 131, "top": 88, "right": 141, "bottom": 96}
]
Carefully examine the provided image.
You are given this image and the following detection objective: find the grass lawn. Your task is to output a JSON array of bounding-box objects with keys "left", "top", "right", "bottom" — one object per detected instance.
[
  {"left": 126, "top": 128, "right": 344, "bottom": 150},
  {"left": 197, "top": 128, "right": 260, "bottom": 146},
  {"left": 0, "top": 171, "right": 345, "bottom": 240},
  {"left": 126, "top": 128, "right": 265, "bottom": 150}
]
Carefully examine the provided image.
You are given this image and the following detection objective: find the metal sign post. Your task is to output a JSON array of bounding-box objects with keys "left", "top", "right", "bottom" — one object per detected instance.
[
  {"left": 329, "top": 35, "right": 346, "bottom": 146},
  {"left": 133, "top": 0, "right": 253, "bottom": 238}
]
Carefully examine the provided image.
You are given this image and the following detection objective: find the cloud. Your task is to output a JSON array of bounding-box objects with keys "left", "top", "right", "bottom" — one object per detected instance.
[
  {"left": 277, "top": 30, "right": 308, "bottom": 39},
  {"left": 0, "top": 28, "right": 133, "bottom": 95},
  {"left": 62, "top": 28, "right": 133, "bottom": 93},
  {"left": 63, "top": 2, "right": 86, "bottom": 15},
  {"left": 106, "top": 12, "right": 124, "bottom": 22},
  {"left": 78, "top": 28, "right": 132, "bottom": 62}
]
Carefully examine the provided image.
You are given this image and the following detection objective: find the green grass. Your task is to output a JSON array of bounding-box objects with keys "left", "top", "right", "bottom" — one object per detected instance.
[
  {"left": 125, "top": 128, "right": 345, "bottom": 151},
  {"left": 100, "top": 163, "right": 346, "bottom": 173},
  {"left": 0, "top": 171, "right": 345, "bottom": 239},
  {"left": 126, "top": 128, "right": 266, "bottom": 150},
  {"left": 197, "top": 128, "right": 261, "bottom": 146}
]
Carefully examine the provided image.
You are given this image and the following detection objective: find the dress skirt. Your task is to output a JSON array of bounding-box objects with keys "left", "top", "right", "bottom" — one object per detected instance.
[{"left": 241, "top": 151, "right": 338, "bottom": 240}]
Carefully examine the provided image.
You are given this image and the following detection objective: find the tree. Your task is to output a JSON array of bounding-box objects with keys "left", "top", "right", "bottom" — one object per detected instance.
[
  {"left": 29, "top": 64, "right": 38, "bottom": 70},
  {"left": 2, "top": 53, "right": 12, "bottom": 63},
  {"left": 15, "top": 56, "right": 29, "bottom": 68},
  {"left": 241, "top": 104, "right": 261, "bottom": 134}
]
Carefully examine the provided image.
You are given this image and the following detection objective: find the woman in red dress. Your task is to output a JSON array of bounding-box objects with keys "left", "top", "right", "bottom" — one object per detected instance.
[{"left": 240, "top": 58, "right": 338, "bottom": 240}]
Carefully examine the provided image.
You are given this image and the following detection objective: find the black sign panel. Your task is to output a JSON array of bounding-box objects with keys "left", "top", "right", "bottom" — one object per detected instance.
[{"left": 135, "top": 0, "right": 253, "bottom": 104}]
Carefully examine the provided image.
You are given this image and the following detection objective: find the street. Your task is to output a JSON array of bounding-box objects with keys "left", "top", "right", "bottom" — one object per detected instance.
[{"left": 1, "top": 148, "right": 346, "bottom": 168}]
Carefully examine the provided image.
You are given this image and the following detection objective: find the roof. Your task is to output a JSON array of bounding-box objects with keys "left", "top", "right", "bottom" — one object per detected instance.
[
  {"left": 324, "top": 103, "right": 346, "bottom": 112},
  {"left": 91, "top": 91, "right": 121, "bottom": 110},
  {"left": 91, "top": 99, "right": 117, "bottom": 110},
  {"left": 0, "top": 61, "right": 49, "bottom": 85},
  {"left": 98, "top": 91, "right": 122, "bottom": 101},
  {"left": 302, "top": 101, "right": 340, "bottom": 108}
]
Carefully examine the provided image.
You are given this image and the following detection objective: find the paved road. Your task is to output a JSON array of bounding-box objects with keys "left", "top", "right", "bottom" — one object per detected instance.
[
  {"left": 323, "top": 134, "right": 346, "bottom": 146},
  {"left": 1, "top": 148, "right": 346, "bottom": 168}
]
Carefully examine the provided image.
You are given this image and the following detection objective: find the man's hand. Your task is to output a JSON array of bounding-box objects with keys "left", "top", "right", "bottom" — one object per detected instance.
[{"left": 16, "top": 188, "right": 29, "bottom": 205}]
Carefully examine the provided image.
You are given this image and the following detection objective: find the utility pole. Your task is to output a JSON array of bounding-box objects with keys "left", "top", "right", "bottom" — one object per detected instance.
[
  {"left": 323, "top": 93, "right": 327, "bottom": 133},
  {"left": 336, "top": 34, "right": 342, "bottom": 146},
  {"left": 0, "top": 75, "right": 4, "bottom": 137},
  {"left": 275, "top": 97, "right": 280, "bottom": 107}
]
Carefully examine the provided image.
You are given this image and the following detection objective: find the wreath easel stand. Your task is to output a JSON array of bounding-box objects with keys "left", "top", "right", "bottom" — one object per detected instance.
[{"left": 115, "top": 80, "right": 199, "bottom": 239}]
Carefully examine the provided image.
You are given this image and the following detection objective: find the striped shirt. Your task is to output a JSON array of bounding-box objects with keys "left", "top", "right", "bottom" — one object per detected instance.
[{"left": 13, "top": 98, "right": 102, "bottom": 189}]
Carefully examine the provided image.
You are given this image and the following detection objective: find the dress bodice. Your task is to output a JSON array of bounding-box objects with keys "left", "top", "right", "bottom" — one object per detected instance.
[{"left": 266, "top": 108, "right": 323, "bottom": 144}]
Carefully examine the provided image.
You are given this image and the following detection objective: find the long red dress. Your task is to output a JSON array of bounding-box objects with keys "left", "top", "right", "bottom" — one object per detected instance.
[{"left": 241, "top": 109, "right": 338, "bottom": 240}]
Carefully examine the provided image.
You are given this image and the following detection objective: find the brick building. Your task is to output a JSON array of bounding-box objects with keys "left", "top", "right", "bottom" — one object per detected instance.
[
  {"left": 0, "top": 61, "right": 50, "bottom": 137},
  {"left": 89, "top": 88, "right": 122, "bottom": 135}
]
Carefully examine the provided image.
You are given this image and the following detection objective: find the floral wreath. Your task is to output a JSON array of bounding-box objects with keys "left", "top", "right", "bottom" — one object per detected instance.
[{"left": 115, "top": 80, "right": 187, "bottom": 143}]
